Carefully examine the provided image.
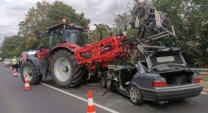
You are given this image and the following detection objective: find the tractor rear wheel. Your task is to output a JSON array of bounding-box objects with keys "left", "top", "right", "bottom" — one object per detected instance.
[
  {"left": 50, "top": 50, "right": 84, "bottom": 87},
  {"left": 20, "top": 61, "right": 43, "bottom": 85}
]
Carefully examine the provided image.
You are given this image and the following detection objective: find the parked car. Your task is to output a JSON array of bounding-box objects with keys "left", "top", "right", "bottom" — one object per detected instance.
[{"left": 3, "top": 59, "right": 12, "bottom": 67}]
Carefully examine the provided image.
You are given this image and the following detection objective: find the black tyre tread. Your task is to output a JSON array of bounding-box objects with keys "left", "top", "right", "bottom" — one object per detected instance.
[
  {"left": 101, "top": 71, "right": 108, "bottom": 88},
  {"left": 50, "top": 49, "right": 84, "bottom": 88},
  {"left": 20, "top": 61, "right": 42, "bottom": 85},
  {"left": 69, "top": 66, "right": 85, "bottom": 88},
  {"left": 69, "top": 77, "right": 83, "bottom": 88}
]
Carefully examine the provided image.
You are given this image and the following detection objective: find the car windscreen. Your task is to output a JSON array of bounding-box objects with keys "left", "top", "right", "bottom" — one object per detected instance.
[
  {"left": 28, "top": 53, "right": 36, "bottom": 57},
  {"left": 28, "top": 51, "right": 37, "bottom": 57},
  {"left": 5, "top": 59, "right": 11, "bottom": 61}
]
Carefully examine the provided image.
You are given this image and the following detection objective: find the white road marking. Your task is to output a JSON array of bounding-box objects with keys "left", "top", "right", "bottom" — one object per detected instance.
[
  {"left": 0, "top": 67, "right": 119, "bottom": 113},
  {"left": 41, "top": 83, "right": 119, "bottom": 113},
  {"left": 0, "top": 67, "right": 21, "bottom": 76},
  {"left": 0, "top": 67, "right": 15, "bottom": 73},
  {"left": 201, "top": 92, "right": 207, "bottom": 94},
  {"left": 1, "top": 66, "right": 207, "bottom": 112}
]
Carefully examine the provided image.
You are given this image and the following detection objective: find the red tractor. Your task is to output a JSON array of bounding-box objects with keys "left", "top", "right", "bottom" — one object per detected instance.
[{"left": 20, "top": 18, "right": 135, "bottom": 87}]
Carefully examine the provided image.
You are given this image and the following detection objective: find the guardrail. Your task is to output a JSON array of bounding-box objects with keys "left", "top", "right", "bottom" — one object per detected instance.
[
  {"left": 191, "top": 68, "right": 208, "bottom": 75},
  {"left": 108, "top": 65, "right": 208, "bottom": 75}
]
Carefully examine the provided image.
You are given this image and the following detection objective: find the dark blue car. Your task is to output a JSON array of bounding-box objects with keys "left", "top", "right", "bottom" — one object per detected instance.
[{"left": 101, "top": 47, "right": 203, "bottom": 105}]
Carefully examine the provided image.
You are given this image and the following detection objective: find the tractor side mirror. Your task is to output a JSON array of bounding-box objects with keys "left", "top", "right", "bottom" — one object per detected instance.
[{"left": 35, "top": 29, "right": 40, "bottom": 39}]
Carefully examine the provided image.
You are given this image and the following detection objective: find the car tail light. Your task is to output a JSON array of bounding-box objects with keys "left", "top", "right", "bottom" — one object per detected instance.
[
  {"left": 152, "top": 80, "right": 167, "bottom": 87},
  {"left": 193, "top": 76, "right": 200, "bottom": 83}
]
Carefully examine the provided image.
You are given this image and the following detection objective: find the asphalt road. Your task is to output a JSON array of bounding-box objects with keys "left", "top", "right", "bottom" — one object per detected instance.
[{"left": 0, "top": 64, "right": 208, "bottom": 113}]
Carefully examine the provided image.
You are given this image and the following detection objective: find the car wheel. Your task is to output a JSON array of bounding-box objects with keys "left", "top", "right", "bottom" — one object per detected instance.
[{"left": 129, "top": 85, "right": 144, "bottom": 105}]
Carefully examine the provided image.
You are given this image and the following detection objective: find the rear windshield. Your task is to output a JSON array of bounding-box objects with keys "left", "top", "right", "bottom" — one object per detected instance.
[{"left": 150, "top": 55, "right": 184, "bottom": 67}]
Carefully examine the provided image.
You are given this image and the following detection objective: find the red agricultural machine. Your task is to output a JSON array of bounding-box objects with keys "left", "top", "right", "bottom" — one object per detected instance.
[
  {"left": 20, "top": 2, "right": 179, "bottom": 88},
  {"left": 20, "top": 2, "right": 203, "bottom": 105}
]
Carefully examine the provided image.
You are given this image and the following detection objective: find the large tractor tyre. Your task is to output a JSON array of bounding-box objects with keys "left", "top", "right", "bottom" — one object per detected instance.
[
  {"left": 69, "top": 66, "right": 87, "bottom": 88},
  {"left": 20, "top": 61, "right": 43, "bottom": 85},
  {"left": 50, "top": 50, "right": 84, "bottom": 88},
  {"left": 101, "top": 72, "right": 107, "bottom": 88}
]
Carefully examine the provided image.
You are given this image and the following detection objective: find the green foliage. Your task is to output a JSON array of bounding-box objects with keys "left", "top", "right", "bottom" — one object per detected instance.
[
  {"left": 1, "top": 36, "right": 26, "bottom": 58},
  {"left": 18, "top": 0, "right": 90, "bottom": 49},
  {"left": 46, "top": 1, "right": 90, "bottom": 26},
  {"left": 88, "top": 24, "right": 111, "bottom": 43},
  {"left": 2, "top": 0, "right": 90, "bottom": 58},
  {"left": 2, "top": 0, "right": 207, "bottom": 68},
  {"left": 152, "top": 0, "right": 208, "bottom": 67},
  {"left": 127, "top": 28, "right": 138, "bottom": 38}
]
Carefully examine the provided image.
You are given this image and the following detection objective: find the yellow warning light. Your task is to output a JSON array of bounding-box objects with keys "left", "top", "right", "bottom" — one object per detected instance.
[{"left": 62, "top": 19, "right": 66, "bottom": 23}]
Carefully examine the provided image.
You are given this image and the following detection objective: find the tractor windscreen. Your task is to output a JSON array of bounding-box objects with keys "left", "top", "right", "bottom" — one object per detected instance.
[{"left": 64, "top": 29, "right": 86, "bottom": 46}]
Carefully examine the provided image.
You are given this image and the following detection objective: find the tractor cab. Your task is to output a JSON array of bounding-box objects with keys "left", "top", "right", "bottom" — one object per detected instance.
[{"left": 46, "top": 21, "right": 89, "bottom": 49}]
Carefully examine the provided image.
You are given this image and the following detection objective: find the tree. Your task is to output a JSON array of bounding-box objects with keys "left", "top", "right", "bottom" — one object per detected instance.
[
  {"left": 46, "top": 1, "right": 90, "bottom": 26},
  {"left": 108, "top": 1, "right": 140, "bottom": 38},
  {"left": 109, "top": 2, "right": 132, "bottom": 34},
  {"left": 1, "top": 36, "right": 26, "bottom": 58},
  {"left": 152, "top": 0, "right": 208, "bottom": 67},
  {"left": 17, "top": 0, "right": 90, "bottom": 50},
  {"left": 88, "top": 24, "right": 111, "bottom": 43},
  {"left": 18, "top": 0, "right": 49, "bottom": 50}
]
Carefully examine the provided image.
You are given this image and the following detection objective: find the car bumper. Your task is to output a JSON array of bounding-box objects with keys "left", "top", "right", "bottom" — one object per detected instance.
[
  {"left": 4, "top": 64, "right": 11, "bottom": 67},
  {"left": 140, "top": 84, "right": 203, "bottom": 101}
]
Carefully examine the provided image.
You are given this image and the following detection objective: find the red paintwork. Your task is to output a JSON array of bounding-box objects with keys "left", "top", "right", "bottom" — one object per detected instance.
[
  {"left": 52, "top": 42, "right": 82, "bottom": 52},
  {"left": 74, "top": 35, "right": 131, "bottom": 70},
  {"left": 35, "top": 42, "right": 81, "bottom": 61},
  {"left": 35, "top": 34, "right": 133, "bottom": 71},
  {"left": 36, "top": 49, "right": 50, "bottom": 60}
]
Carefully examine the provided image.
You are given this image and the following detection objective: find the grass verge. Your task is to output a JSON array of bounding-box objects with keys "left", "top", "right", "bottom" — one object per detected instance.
[{"left": 200, "top": 75, "right": 208, "bottom": 89}]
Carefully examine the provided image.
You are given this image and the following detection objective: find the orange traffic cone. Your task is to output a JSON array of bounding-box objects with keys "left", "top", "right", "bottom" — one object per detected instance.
[
  {"left": 87, "top": 90, "right": 96, "bottom": 113},
  {"left": 13, "top": 68, "right": 18, "bottom": 77},
  {"left": 24, "top": 74, "right": 31, "bottom": 91}
]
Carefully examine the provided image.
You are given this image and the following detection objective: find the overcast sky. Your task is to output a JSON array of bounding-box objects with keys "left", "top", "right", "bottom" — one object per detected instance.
[{"left": 0, "top": 0, "right": 139, "bottom": 43}]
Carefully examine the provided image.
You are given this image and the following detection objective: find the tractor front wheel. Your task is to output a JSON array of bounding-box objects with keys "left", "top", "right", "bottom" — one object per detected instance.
[{"left": 20, "top": 61, "right": 42, "bottom": 85}]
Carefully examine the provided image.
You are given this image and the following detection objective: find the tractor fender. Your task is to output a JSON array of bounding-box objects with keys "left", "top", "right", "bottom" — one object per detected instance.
[
  {"left": 49, "top": 43, "right": 81, "bottom": 56},
  {"left": 26, "top": 56, "right": 42, "bottom": 75}
]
